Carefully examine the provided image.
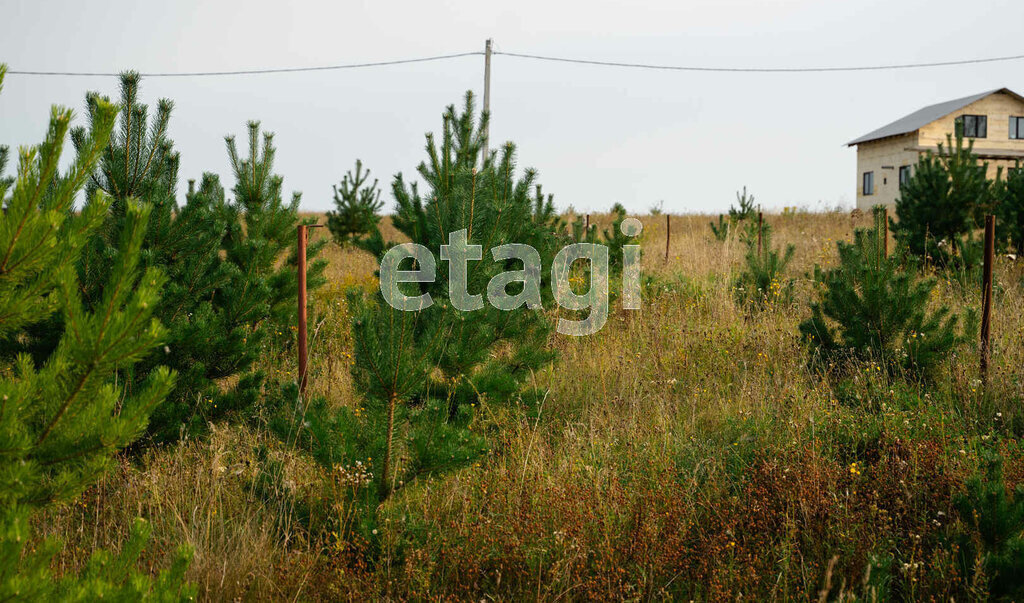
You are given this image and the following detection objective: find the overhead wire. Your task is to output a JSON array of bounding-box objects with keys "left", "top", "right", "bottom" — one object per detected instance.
[{"left": 6, "top": 49, "right": 1024, "bottom": 77}]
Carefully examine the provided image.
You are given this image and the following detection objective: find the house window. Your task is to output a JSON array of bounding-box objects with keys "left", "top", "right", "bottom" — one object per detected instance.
[
  {"left": 899, "top": 165, "right": 912, "bottom": 187},
  {"left": 955, "top": 114, "right": 987, "bottom": 138},
  {"left": 863, "top": 171, "right": 875, "bottom": 196},
  {"left": 1011, "top": 116, "right": 1024, "bottom": 140}
]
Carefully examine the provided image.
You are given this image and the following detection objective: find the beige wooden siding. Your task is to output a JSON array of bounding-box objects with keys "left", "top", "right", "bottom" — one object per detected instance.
[
  {"left": 855, "top": 133, "right": 920, "bottom": 211},
  {"left": 917, "top": 92, "right": 1024, "bottom": 152},
  {"left": 855, "top": 92, "right": 1024, "bottom": 210}
]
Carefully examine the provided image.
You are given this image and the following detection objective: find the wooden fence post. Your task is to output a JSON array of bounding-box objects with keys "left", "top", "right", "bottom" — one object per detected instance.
[
  {"left": 665, "top": 214, "right": 670, "bottom": 262},
  {"left": 981, "top": 214, "right": 995, "bottom": 384}
]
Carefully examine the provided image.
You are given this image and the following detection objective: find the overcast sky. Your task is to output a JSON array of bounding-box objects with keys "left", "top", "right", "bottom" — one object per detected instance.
[{"left": 2, "top": 0, "right": 1023, "bottom": 214}]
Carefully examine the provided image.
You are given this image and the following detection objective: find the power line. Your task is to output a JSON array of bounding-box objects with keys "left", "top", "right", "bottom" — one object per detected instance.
[
  {"left": 6, "top": 48, "right": 1024, "bottom": 78},
  {"left": 4, "top": 51, "right": 483, "bottom": 77},
  {"left": 493, "top": 50, "right": 1024, "bottom": 73}
]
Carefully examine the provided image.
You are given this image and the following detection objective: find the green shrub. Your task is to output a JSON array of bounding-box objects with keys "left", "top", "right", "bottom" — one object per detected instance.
[
  {"left": 995, "top": 163, "right": 1024, "bottom": 253},
  {"left": 602, "top": 202, "right": 638, "bottom": 276},
  {"left": 950, "top": 452, "right": 1024, "bottom": 600},
  {"left": 709, "top": 214, "right": 730, "bottom": 241},
  {"left": 800, "top": 211, "right": 974, "bottom": 380},
  {"left": 729, "top": 185, "right": 757, "bottom": 221},
  {"left": 893, "top": 132, "right": 992, "bottom": 267},
  {"left": 709, "top": 186, "right": 756, "bottom": 241},
  {"left": 734, "top": 221, "right": 794, "bottom": 308},
  {"left": 567, "top": 204, "right": 634, "bottom": 267}
]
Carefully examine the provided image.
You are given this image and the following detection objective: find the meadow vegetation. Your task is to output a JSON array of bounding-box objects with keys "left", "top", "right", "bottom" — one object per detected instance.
[
  {"left": 34, "top": 209, "right": 1024, "bottom": 601},
  {"left": 5, "top": 67, "right": 1024, "bottom": 601}
]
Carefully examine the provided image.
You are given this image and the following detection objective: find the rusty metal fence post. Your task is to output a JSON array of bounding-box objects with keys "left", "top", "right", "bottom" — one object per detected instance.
[
  {"left": 980, "top": 215, "right": 995, "bottom": 384},
  {"left": 665, "top": 214, "right": 670, "bottom": 262}
]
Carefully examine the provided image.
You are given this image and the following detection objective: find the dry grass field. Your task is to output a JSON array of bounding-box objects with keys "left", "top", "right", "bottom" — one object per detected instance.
[{"left": 36, "top": 211, "right": 1024, "bottom": 601}]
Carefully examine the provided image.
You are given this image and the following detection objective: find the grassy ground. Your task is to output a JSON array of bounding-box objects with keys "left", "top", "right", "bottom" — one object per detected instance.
[{"left": 37, "top": 211, "right": 1024, "bottom": 601}]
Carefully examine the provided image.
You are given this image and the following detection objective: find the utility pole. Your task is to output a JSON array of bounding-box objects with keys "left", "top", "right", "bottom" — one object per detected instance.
[{"left": 481, "top": 38, "right": 493, "bottom": 167}]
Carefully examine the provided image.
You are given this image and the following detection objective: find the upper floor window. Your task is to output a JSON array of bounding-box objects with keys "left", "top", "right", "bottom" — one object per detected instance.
[
  {"left": 899, "top": 165, "right": 912, "bottom": 187},
  {"left": 955, "top": 114, "right": 987, "bottom": 138},
  {"left": 1011, "top": 116, "right": 1024, "bottom": 140},
  {"left": 863, "top": 171, "right": 875, "bottom": 196}
]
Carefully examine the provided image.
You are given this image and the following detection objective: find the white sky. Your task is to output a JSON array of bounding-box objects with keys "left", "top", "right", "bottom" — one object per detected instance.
[{"left": 2, "top": 0, "right": 1023, "bottom": 213}]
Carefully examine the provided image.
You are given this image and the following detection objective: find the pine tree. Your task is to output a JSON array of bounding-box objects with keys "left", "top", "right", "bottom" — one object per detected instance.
[
  {"left": 146, "top": 121, "right": 327, "bottom": 440},
  {"left": 567, "top": 214, "right": 595, "bottom": 244},
  {"left": 729, "top": 186, "right": 757, "bottom": 221},
  {"left": 62, "top": 72, "right": 237, "bottom": 442},
  {"left": 346, "top": 296, "right": 443, "bottom": 499},
  {"left": 561, "top": 204, "right": 637, "bottom": 303},
  {"left": 709, "top": 214, "right": 730, "bottom": 241},
  {"left": 285, "top": 93, "right": 560, "bottom": 504},
  {"left": 709, "top": 187, "right": 756, "bottom": 241},
  {"left": 138, "top": 170, "right": 252, "bottom": 441},
  {"left": 382, "top": 92, "right": 561, "bottom": 419},
  {"left": 0, "top": 65, "right": 193, "bottom": 600},
  {"left": 800, "top": 208, "right": 974, "bottom": 380},
  {"left": 893, "top": 132, "right": 992, "bottom": 266},
  {"left": 326, "top": 159, "right": 384, "bottom": 247},
  {"left": 222, "top": 121, "right": 327, "bottom": 334},
  {"left": 23, "top": 73, "right": 326, "bottom": 443},
  {"left": 995, "top": 163, "right": 1024, "bottom": 253},
  {"left": 734, "top": 221, "right": 795, "bottom": 308},
  {"left": 951, "top": 452, "right": 1024, "bottom": 600},
  {"left": 602, "top": 202, "right": 636, "bottom": 276}
]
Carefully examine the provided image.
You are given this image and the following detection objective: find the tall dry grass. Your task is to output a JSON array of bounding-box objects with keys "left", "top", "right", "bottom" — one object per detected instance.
[{"left": 36, "top": 210, "right": 1024, "bottom": 600}]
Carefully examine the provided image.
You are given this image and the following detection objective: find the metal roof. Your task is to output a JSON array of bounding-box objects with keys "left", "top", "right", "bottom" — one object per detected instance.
[{"left": 847, "top": 88, "right": 1024, "bottom": 146}]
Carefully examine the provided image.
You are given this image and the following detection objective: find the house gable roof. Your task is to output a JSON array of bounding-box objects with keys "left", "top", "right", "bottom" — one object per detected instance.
[{"left": 847, "top": 88, "right": 1024, "bottom": 146}]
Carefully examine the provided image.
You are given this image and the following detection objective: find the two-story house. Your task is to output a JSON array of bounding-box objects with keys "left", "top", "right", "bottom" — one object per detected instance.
[{"left": 848, "top": 88, "right": 1024, "bottom": 211}]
